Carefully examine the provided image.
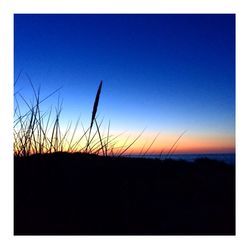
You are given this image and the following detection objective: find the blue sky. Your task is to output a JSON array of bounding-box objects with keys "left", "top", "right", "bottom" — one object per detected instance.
[{"left": 14, "top": 14, "right": 235, "bottom": 153}]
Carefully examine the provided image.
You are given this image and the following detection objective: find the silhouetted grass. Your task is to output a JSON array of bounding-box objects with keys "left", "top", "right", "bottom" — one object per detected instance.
[
  {"left": 14, "top": 76, "right": 235, "bottom": 235},
  {"left": 14, "top": 78, "right": 145, "bottom": 157}
]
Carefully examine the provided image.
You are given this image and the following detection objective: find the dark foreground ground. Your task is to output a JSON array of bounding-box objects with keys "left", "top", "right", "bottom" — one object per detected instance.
[{"left": 14, "top": 152, "right": 235, "bottom": 235}]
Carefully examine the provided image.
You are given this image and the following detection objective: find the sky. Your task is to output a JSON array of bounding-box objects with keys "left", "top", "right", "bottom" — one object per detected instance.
[{"left": 14, "top": 14, "right": 235, "bottom": 154}]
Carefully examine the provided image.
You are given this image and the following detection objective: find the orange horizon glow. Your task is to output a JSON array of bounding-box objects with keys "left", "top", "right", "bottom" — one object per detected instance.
[
  {"left": 14, "top": 129, "right": 235, "bottom": 156},
  {"left": 107, "top": 132, "right": 235, "bottom": 155}
]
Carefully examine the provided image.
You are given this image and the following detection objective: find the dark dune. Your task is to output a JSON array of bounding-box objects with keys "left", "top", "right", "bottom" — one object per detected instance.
[{"left": 14, "top": 152, "right": 235, "bottom": 235}]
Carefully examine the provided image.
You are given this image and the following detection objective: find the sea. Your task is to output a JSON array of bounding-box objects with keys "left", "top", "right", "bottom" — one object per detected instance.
[{"left": 127, "top": 153, "right": 235, "bottom": 165}]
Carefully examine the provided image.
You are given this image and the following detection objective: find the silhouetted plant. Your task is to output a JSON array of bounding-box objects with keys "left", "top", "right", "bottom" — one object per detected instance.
[
  {"left": 14, "top": 74, "right": 187, "bottom": 158},
  {"left": 14, "top": 77, "right": 149, "bottom": 157}
]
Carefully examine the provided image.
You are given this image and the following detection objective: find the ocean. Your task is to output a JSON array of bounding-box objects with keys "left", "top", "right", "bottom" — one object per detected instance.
[{"left": 127, "top": 153, "right": 235, "bottom": 165}]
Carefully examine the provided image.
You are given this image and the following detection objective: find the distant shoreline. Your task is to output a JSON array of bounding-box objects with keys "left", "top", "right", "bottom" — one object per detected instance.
[{"left": 125, "top": 153, "right": 235, "bottom": 165}]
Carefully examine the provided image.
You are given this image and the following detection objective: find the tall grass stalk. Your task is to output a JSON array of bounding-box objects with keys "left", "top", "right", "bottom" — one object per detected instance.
[{"left": 86, "top": 80, "right": 102, "bottom": 151}]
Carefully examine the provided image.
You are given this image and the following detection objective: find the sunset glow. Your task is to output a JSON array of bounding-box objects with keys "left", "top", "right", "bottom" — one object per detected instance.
[{"left": 14, "top": 14, "right": 235, "bottom": 155}]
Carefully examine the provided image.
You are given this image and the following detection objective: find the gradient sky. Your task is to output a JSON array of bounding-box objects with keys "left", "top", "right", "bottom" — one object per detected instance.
[{"left": 14, "top": 14, "right": 235, "bottom": 154}]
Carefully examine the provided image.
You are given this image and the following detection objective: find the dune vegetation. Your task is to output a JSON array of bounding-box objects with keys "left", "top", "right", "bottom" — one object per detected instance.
[
  {"left": 14, "top": 79, "right": 148, "bottom": 157},
  {"left": 14, "top": 78, "right": 235, "bottom": 235}
]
